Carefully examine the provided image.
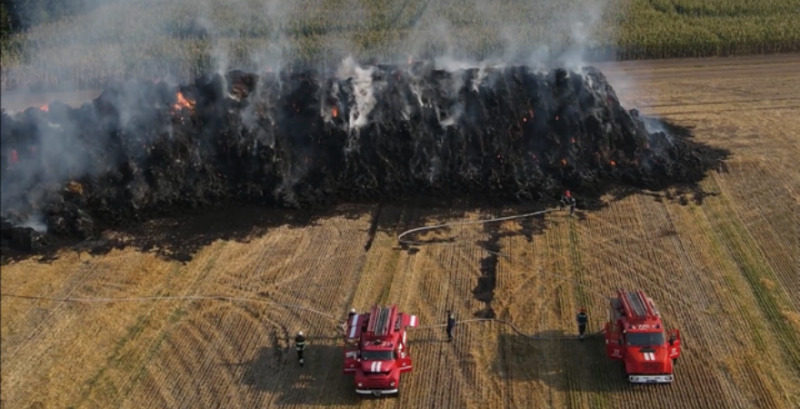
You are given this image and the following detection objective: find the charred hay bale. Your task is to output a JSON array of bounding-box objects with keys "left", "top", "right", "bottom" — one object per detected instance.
[{"left": 0, "top": 62, "right": 728, "bottom": 249}]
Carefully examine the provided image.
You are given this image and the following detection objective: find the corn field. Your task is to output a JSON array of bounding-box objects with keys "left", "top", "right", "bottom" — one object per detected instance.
[{"left": 1, "top": 0, "right": 798, "bottom": 91}]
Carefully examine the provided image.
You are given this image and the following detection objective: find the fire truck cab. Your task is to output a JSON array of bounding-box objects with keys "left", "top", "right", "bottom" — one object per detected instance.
[
  {"left": 604, "top": 289, "right": 681, "bottom": 384},
  {"left": 343, "top": 305, "right": 418, "bottom": 396}
]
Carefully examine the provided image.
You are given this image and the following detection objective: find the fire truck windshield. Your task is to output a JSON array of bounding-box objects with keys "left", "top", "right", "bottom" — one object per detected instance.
[
  {"left": 361, "top": 350, "right": 396, "bottom": 361},
  {"left": 626, "top": 332, "right": 665, "bottom": 346}
]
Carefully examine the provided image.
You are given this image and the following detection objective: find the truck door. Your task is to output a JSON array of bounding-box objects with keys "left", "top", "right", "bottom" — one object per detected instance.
[
  {"left": 668, "top": 329, "right": 681, "bottom": 359},
  {"left": 398, "top": 330, "right": 413, "bottom": 373},
  {"left": 343, "top": 340, "right": 359, "bottom": 374},
  {"left": 605, "top": 322, "right": 623, "bottom": 360}
]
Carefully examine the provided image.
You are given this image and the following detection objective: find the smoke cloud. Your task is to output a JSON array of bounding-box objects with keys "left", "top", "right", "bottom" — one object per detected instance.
[
  {"left": 2, "top": 0, "right": 628, "bottom": 93},
  {"left": 1, "top": 0, "right": 722, "bottom": 253}
]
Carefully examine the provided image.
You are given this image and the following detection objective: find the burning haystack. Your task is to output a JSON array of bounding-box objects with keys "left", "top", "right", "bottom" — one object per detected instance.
[{"left": 0, "top": 61, "right": 727, "bottom": 251}]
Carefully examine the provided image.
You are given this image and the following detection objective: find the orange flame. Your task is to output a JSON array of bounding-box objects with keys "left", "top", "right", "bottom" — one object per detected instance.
[
  {"left": 571, "top": 138, "right": 576, "bottom": 144},
  {"left": 331, "top": 106, "right": 339, "bottom": 118},
  {"left": 561, "top": 158, "right": 568, "bottom": 166},
  {"left": 40, "top": 104, "right": 49, "bottom": 112},
  {"left": 173, "top": 91, "right": 195, "bottom": 111},
  {"left": 610, "top": 160, "right": 616, "bottom": 166},
  {"left": 66, "top": 181, "right": 84, "bottom": 195},
  {"left": 555, "top": 115, "right": 559, "bottom": 121},
  {"left": 522, "top": 117, "right": 527, "bottom": 122}
]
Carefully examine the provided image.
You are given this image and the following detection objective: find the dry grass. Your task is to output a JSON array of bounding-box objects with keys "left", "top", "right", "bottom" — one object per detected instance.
[{"left": 2, "top": 54, "right": 799, "bottom": 409}]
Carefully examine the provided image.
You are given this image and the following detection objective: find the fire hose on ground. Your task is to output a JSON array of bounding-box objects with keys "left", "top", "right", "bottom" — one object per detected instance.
[
  {"left": 0, "top": 207, "right": 607, "bottom": 341},
  {"left": 396, "top": 206, "right": 605, "bottom": 339}
]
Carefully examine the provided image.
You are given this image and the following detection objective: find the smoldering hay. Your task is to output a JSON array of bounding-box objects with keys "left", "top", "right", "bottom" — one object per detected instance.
[{"left": 0, "top": 60, "right": 728, "bottom": 251}]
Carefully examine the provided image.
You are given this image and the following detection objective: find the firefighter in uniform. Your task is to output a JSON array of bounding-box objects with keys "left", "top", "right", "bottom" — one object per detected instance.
[
  {"left": 560, "top": 190, "right": 577, "bottom": 217},
  {"left": 446, "top": 311, "right": 456, "bottom": 342},
  {"left": 342, "top": 308, "right": 357, "bottom": 335},
  {"left": 295, "top": 331, "right": 307, "bottom": 366},
  {"left": 576, "top": 308, "right": 588, "bottom": 341}
]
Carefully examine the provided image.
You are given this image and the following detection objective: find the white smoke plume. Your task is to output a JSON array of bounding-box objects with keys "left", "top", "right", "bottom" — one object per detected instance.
[{"left": 1, "top": 0, "right": 638, "bottom": 227}]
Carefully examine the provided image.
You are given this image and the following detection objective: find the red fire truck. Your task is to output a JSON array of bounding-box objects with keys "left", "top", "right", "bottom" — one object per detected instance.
[
  {"left": 604, "top": 289, "right": 682, "bottom": 384},
  {"left": 343, "top": 305, "right": 418, "bottom": 396}
]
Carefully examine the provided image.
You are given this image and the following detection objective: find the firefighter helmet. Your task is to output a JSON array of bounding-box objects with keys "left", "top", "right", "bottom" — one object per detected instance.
[{"left": 298, "top": 331, "right": 303, "bottom": 336}]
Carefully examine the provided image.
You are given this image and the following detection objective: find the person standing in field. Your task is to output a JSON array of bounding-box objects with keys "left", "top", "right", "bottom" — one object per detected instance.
[
  {"left": 576, "top": 308, "right": 588, "bottom": 341},
  {"left": 561, "top": 190, "right": 577, "bottom": 217},
  {"left": 446, "top": 311, "right": 456, "bottom": 342},
  {"left": 295, "top": 331, "right": 307, "bottom": 366}
]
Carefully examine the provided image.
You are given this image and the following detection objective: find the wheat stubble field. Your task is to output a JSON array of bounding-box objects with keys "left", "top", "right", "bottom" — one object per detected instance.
[{"left": 2, "top": 54, "right": 799, "bottom": 409}]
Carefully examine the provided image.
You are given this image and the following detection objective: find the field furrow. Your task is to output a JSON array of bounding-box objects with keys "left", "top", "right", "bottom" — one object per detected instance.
[{"left": 3, "top": 55, "right": 800, "bottom": 408}]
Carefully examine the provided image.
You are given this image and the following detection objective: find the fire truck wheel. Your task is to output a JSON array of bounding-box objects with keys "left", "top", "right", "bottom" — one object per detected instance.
[{"left": 673, "top": 358, "right": 678, "bottom": 365}]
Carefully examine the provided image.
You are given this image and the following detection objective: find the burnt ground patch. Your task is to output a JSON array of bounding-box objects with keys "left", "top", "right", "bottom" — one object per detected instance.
[
  {"left": 362, "top": 203, "right": 383, "bottom": 251},
  {"left": 474, "top": 220, "right": 500, "bottom": 319},
  {"left": 471, "top": 205, "right": 550, "bottom": 319}
]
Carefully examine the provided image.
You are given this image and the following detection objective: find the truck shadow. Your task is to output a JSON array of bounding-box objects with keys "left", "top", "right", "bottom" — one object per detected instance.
[
  {"left": 237, "top": 343, "right": 360, "bottom": 406},
  {"left": 494, "top": 331, "right": 629, "bottom": 392}
]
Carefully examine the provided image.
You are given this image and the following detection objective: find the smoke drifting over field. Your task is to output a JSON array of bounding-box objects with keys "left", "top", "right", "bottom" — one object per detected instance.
[
  {"left": 2, "top": 0, "right": 625, "bottom": 91},
  {"left": 1, "top": 60, "right": 727, "bottom": 250},
  {"left": 0, "top": 1, "right": 729, "bottom": 253}
]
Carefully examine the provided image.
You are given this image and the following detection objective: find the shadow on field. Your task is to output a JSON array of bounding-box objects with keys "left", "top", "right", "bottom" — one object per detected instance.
[
  {"left": 2, "top": 163, "right": 725, "bottom": 267},
  {"left": 1, "top": 203, "right": 373, "bottom": 264},
  {"left": 494, "top": 331, "right": 629, "bottom": 392},
  {"left": 237, "top": 344, "right": 359, "bottom": 406},
  {"left": 3, "top": 196, "right": 559, "bottom": 264}
]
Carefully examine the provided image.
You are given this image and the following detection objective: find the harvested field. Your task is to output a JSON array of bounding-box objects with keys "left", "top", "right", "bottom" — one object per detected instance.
[{"left": 2, "top": 54, "right": 799, "bottom": 409}]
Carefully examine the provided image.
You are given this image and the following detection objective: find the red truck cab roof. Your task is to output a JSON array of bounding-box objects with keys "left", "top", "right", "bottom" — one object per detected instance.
[
  {"left": 606, "top": 290, "right": 681, "bottom": 383},
  {"left": 344, "top": 305, "right": 418, "bottom": 395}
]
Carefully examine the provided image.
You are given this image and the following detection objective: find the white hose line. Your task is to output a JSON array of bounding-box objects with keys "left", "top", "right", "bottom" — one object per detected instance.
[
  {"left": 3, "top": 293, "right": 599, "bottom": 340},
  {"left": 4, "top": 207, "right": 604, "bottom": 341},
  {"left": 414, "top": 318, "right": 602, "bottom": 340},
  {"left": 396, "top": 208, "right": 555, "bottom": 246},
  {"left": 396, "top": 205, "right": 609, "bottom": 339},
  {"left": 396, "top": 206, "right": 610, "bottom": 300},
  {"left": 0, "top": 293, "right": 338, "bottom": 320}
]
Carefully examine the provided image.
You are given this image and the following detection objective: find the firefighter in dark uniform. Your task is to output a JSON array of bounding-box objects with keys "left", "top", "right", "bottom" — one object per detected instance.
[
  {"left": 342, "top": 308, "right": 357, "bottom": 336},
  {"left": 560, "top": 190, "right": 577, "bottom": 217},
  {"left": 295, "top": 331, "right": 307, "bottom": 366},
  {"left": 576, "top": 308, "right": 588, "bottom": 341},
  {"left": 446, "top": 311, "right": 456, "bottom": 342}
]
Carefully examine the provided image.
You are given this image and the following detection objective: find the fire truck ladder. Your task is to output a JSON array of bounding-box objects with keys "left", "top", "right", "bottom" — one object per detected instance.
[
  {"left": 366, "top": 306, "right": 380, "bottom": 333},
  {"left": 620, "top": 290, "right": 654, "bottom": 320},
  {"left": 366, "top": 306, "right": 394, "bottom": 336},
  {"left": 376, "top": 307, "right": 393, "bottom": 336}
]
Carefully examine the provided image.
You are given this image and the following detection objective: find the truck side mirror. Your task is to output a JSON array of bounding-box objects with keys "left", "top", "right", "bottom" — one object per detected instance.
[{"left": 668, "top": 332, "right": 676, "bottom": 345}]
